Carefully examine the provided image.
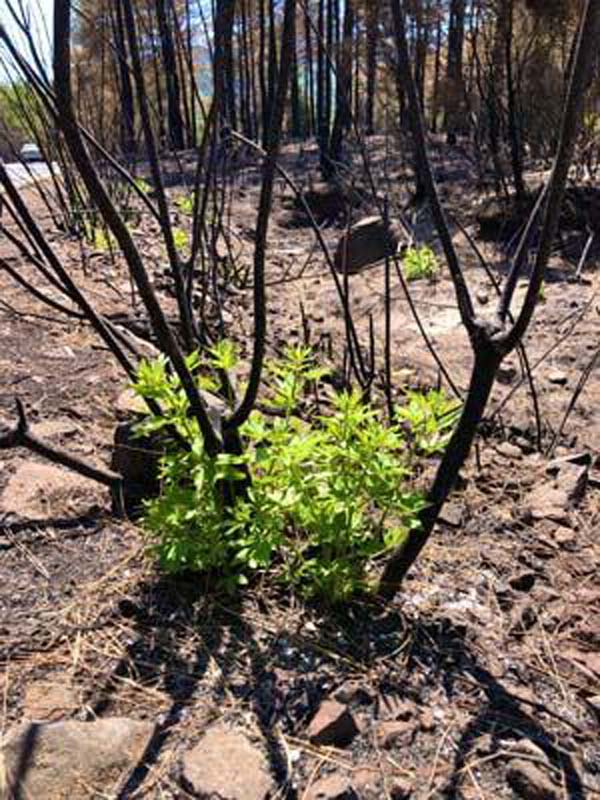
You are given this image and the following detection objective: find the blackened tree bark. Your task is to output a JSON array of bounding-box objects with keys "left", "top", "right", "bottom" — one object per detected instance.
[
  {"left": 328, "top": 0, "right": 354, "bottom": 164},
  {"left": 155, "top": 0, "right": 185, "bottom": 150},
  {"left": 445, "top": 0, "right": 466, "bottom": 144},
  {"left": 380, "top": 0, "right": 600, "bottom": 597},
  {"left": 112, "top": 0, "right": 135, "bottom": 155},
  {"left": 505, "top": 0, "right": 526, "bottom": 204},
  {"left": 214, "top": 0, "right": 237, "bottom": 128},
  {"left": 365, "top": 2, "right": 378, "bottom": 134}
]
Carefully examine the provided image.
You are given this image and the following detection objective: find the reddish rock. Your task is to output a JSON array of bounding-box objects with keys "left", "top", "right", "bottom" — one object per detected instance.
[
  {"left": 307, "top": 700, "right": 359, "bottom": 747},
  {"left": 375, "top": 720, "right": 415, "bottom": 749},
  {"left": 181, "top": 724, "right": 273, "bottom": 800}
]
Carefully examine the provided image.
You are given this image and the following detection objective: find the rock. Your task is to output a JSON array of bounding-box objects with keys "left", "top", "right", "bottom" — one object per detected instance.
[
  {"left": 506, "top": 759, "right": 560, "bottom": 800},
  {"left": 350, "top": 767, "right": 377, "bottom": 793},
  {"left": 115, "top": 387, "right": 147, "bottom": 417},
  {"left": 294, "top": 182, "right": 364, "bottom": 224},
  {"left": 390, "top": 778, "right": 413, "bottom": 799},
  {"left": 334, "top": 216, "right": 405, "bottom": 274},
  {"left": 552, "top": 526, "right": 577, "bottom": 549},
  {"left": 375, "top": 720, "right": 415, "bottom": 749},
  {"left": 305, "top": 773, "right": 358, "bottom": 800},
  {"left": 0, "top": 717, "right": 155, "bottom": 800},
  {"left": 110, "top": 421, "right": 162, "bottom": 514},
  {"left": 524, "top": 484, "right": 570, "bottom": 524},
  {"left": 496, "top": 441, "right": 523, "bottom": 459},
  {"left": 547, "top": 369, "right": 568, "bottom": 386},
  {"left": 22, "top": 680, "right": 77, "bottom": 721},
  {"left": 181, "top": 724, "right": 273, "bottom": 800},
  {"left": 509, "top": 572, "right": 537, "bottom": 592},
  {"left": 438, "top": 502, "right": 463, "bottom": 528},
  {"left": 307, "top": 700, "right": 359, "bottom": 747},
  {"left": 333, "top": 682, "right": 373, "bottom": 706},
  {"left": 547, "top": 452, "right": 592, "bottom": 470},
  {"left": 0, "top": 460, "right": 100, "bottom": 519},
  {"left": 586, "top": 695, "right": 600, "bottom": 715},
  {"left": 553, "top": 462, "right": 588, "bottom": 504},
  {"left": 497, "top": 364, "right": 518, "bottom": 385}
]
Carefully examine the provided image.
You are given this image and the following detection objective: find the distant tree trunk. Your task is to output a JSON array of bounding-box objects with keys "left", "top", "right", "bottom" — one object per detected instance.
[
  {"left": 414, "top": 2, "right": 429, "bottom": 112},
  {"left": 505, "top": 0, "right": 526, "bottom": 203},
  {"left": 365, "top": 3, "right": 378, "bottom": 134},
  {"left": 258, "top": 0, "right": 268, "bottom": 138},
  {"left": 329, "top": 0, "right": 354, "bottom": 165},
  {"left": 214, "top": 0, "right": 237, "bottom": 128},
  {"left": 445, "top": 0, "right": 466, "bottom": 144},
  {"left": 184, "top": 0, "right": 197, "bottom": 147},
  {"left": 155, "top": 0, "right": 185, "bottom": 150},
  {"left": 112, "top": 0, "right": 135, "bottom": 155},
  {"left": 317, "top": 0, "right": 328, "bottom": 174},
  {"left": 266, "top": 0, "right": 278, "bottom": 131},
  {"left": 290, "top": 5, "right": 303, "bottom": 138},
  {"left": 431, "top": 15, "right": 442, "bottom": 132},
  {"left": 305, "top": 4, "right": 315, "bottom": 137}
]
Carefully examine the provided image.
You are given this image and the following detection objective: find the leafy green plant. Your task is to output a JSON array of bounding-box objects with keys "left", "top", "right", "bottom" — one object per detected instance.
[
  {"left": 134, "top": 177, "right": 153, "bottom": 195},
  {"left": 402, "top": 245, "right": 440, "bottom": 282},
  {"left": 176, "top": 194, "right": 195, "bottom": 214},
  {"left": 171, "top": 227, "right": 189, "bottom": 252},
  {"left": 396, "top": 389, "right": 461, "bottom": 456},
  {"left": 82, "top": 219, "right": 117, "bottom": 251},
  {"left": 131, "top": 345, "right": 425, "bottom": 601}
]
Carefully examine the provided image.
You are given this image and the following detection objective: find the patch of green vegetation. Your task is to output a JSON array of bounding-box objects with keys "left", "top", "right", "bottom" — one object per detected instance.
[
  {"left": 131, "top": 345, "right": 428, "bottom": 601},
  {"left": 396, "top": 389, "right": 461, "bottom": 456},
  {"left": 176, "top": 194, "right": 195, "bottom": 214},
  {"left": 171, "top": 226, "right": 190, "bottom": 252},
  {"left": 402, "top": 245, "right": 440, "bottom": 282}
]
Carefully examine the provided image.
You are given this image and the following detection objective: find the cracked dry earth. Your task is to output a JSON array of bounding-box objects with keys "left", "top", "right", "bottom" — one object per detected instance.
[{"left": 1, "top": 144, "right": 600, "bottom": 799}]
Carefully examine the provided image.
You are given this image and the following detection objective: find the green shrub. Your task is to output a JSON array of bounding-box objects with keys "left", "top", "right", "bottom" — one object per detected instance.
[
  {"left": 396, "top": 389, "right": 461, "bottom": 456},
  {"left": 402, "top": 245, "right": 440, "bottom": 282},
  {"left": 131, "top": 346, "right": 427, "bottom": 601}
]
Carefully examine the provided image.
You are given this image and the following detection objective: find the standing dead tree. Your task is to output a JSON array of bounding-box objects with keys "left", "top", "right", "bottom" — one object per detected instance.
[{"left": 379, "top": 0, "right": 600, "bottom": 597}]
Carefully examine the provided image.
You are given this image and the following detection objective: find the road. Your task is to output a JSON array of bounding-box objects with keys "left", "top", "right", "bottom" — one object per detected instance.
[{"left": 2, "top": 161, "right": 53, "bottom": 189}]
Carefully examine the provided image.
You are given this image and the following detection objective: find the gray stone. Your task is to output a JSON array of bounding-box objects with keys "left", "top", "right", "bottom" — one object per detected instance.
[
  {"left": 334, "top": 216, "right": 405, "bottom": 274},
  {"left": 307, "top": 700, "right": 359, "bottom": 747},
  {"left": 0, "top": 717, "right": 155, "bottom": 800},
  {"left": 496, "top": 441, "right": 523, "bottom": 459},
  {"left": 181, "top": 724, "right": 273, "bottom": 800},
  {"left": 438, "top": 502, "right": 463, "bottom": 528},
  {"left": 506, "top": 759, "right": 560, "bottom": 800},
  {"left": 525, "top": 484, "right": 570, "bottom": 523}
]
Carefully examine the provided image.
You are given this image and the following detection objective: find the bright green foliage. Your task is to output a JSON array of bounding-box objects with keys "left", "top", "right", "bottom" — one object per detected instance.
[
  {"left": 396, "top": 389, "right": 461, "bottom": 456},
  {"left": 176, "top": 194, "right": 195, "bottom": 214},
  {"left": 171, "top": 227, "right": 189, "bottom": 252},
  {"left": 134, "top": 178, "right": 153, "bottom": 195},
  {"left": 402, "top": 245, "right": 440, "bottom": 282},
  {"left": 132, "top": 346, "right": 426, "bottom": 601},
  {"left": 82, "top": 220, "right": 117, "bottom": 251}
]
